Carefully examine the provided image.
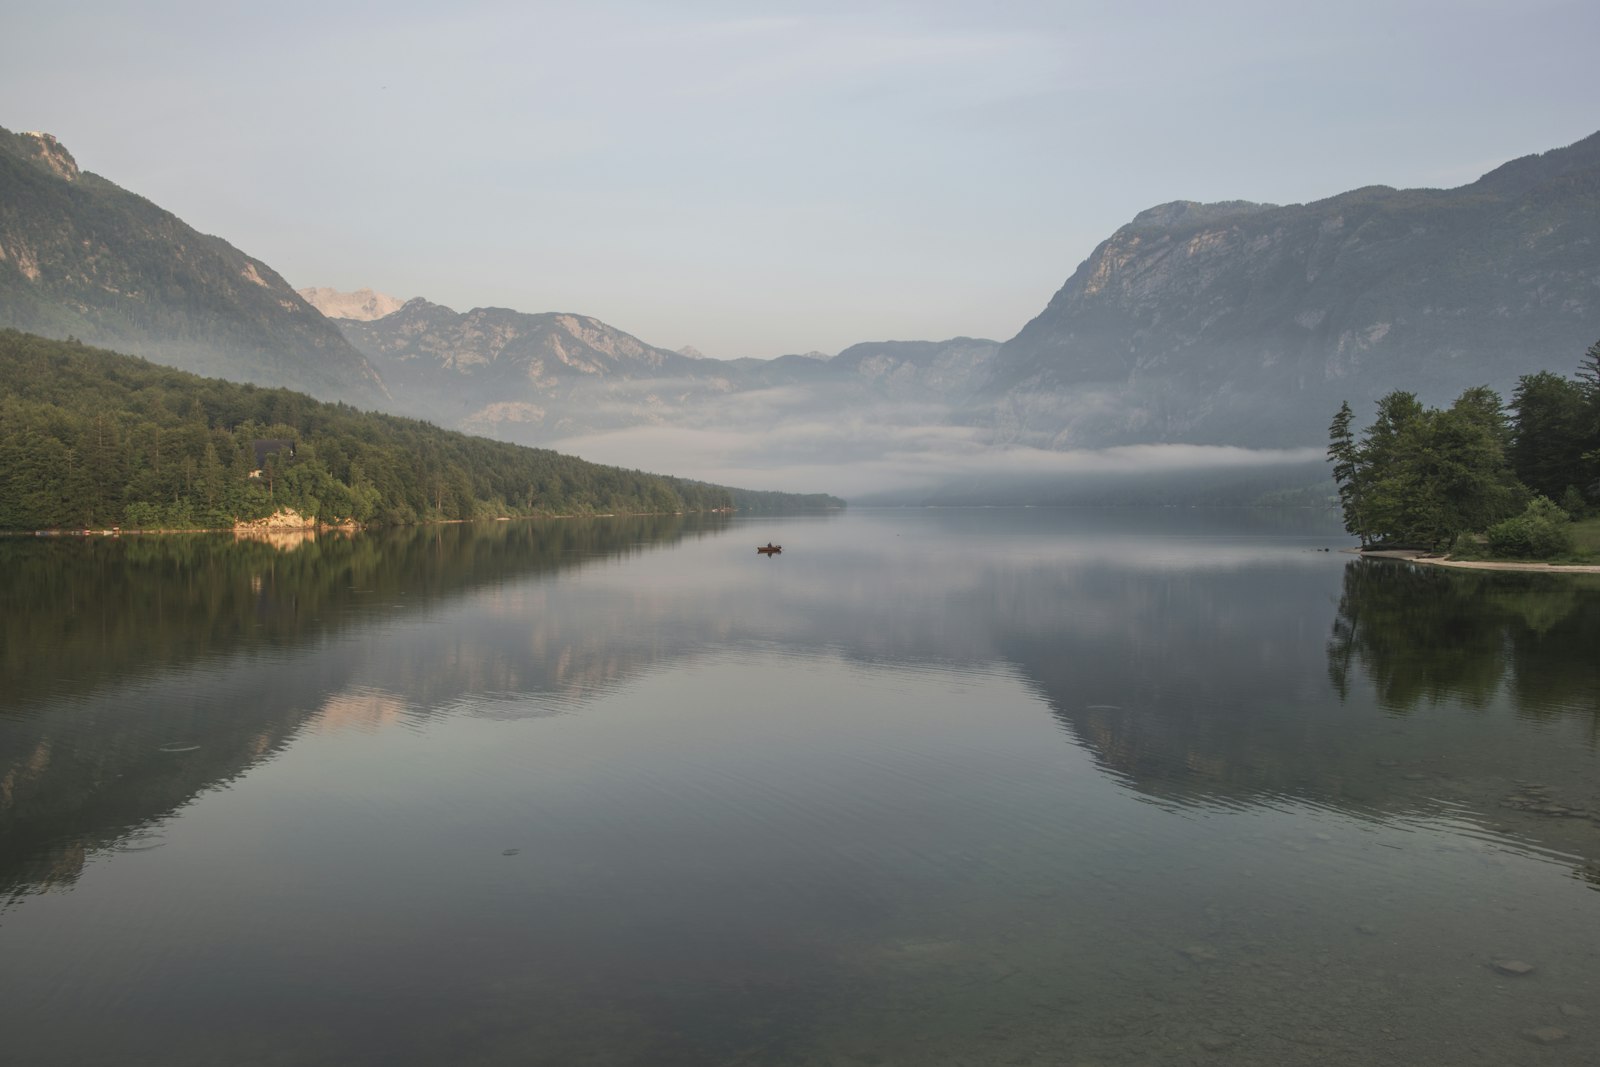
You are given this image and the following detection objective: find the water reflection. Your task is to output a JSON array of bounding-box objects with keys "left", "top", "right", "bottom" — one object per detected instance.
[
  {"left": 232, "top": 524, "right": 325, "bottom": 551},
  {"left": 4, "top": 510, "right": 1600, "bottom": 1066},
  {"left": 0, "top": 514, "right": 735, "bottom": 897},
  {"left": 9, "top": 512, "right": 1600, "bottom": 904},
  {"left": 0, "top": 513, "right": 725, "bottom": 712},
  {"left": 1328, "top": 557, "right": 1600, "bottom": 719}
]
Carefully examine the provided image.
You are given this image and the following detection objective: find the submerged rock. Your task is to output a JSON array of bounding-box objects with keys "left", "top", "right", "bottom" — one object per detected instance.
[
  {"left": 1522, "top": 1026, "right": 1569, "bottom": 1045},
  {"left": 1492, "top": 959, "right": 1536, "bottom": 976}
]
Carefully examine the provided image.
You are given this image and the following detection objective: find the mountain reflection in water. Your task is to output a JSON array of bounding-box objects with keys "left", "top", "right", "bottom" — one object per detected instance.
[
  {"left": 2, "top": 509, "right": 1599, "bottom": 1066},
  {"left": 0, "top": 514, "right": 729, "bottom": 896}
]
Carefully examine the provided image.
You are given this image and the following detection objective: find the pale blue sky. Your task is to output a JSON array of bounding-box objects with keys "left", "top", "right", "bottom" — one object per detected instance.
[{"left": 6, "top": 1, "right": 1597, "bottom": 358}]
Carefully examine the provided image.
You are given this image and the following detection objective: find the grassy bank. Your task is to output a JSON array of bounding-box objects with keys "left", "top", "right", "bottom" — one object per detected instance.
[{"left": 1448, "top": 515, "right": 1600, "bottom": 566}]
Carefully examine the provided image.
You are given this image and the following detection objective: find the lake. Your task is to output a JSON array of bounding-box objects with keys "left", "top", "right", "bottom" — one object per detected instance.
[{"left": 2, "top": 508, "right": 1598, "bottom": 1066}]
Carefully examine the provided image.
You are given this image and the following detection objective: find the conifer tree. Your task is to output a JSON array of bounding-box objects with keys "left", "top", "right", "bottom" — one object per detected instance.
[{"left": 1327, "top": 401, "right": 1366, "bottom": 543}]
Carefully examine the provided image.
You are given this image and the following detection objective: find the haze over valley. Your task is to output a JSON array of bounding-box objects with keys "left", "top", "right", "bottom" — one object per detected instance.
[
  {"left": 8, "top": 9, "right": 1600, "bottom": 1066},
  {"left": 6, "top": 120, "right": 1597, "bottom": 501}
]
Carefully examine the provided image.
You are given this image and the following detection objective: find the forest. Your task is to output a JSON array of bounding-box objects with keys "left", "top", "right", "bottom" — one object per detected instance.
[
  {"left": 0, "top": 331, "right": 843, "bottom": 530},
  {"left": 1328, "top": 340, "right": 1600, "bottom": 558}
]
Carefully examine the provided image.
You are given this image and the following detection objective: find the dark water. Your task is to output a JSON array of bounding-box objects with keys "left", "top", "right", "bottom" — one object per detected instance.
[{"left": 2, "top": 509, "right": 1598, "bottom": 1066}]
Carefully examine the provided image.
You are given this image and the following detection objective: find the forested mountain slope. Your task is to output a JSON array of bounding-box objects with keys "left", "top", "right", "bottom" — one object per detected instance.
[
  {"left": 0, "top": 127, "right": 385, "bottom": 405},
  {"left": 0, "top": 331, "right": 840, "bottom": 530}
]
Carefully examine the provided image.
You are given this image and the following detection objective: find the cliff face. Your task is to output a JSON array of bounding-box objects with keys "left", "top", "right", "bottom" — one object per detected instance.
[
  {"left": 0, "top": 127, "right": 386, "bottom": 405},
  {"left": 986, "top": 132, "right": 1600, "bottom": 448}
]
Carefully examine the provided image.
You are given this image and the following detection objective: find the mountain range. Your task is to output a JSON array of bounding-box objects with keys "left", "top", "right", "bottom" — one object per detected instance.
[
  {"left": 5, "top": 122, "right": 1599, "bottom": 483},
  {"left": 986, "top": 132, "right": 1600, "bottom": 447},
  {"left": 310, "top": 293, "right": 1004, "bottom": 448}
]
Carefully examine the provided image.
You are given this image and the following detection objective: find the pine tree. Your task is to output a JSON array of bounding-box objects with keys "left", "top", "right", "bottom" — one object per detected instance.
[
  {"left": 1577, "top": 339, "right": 1600, "bottom": 502},
  {"left": 1576, "top": 338, "right": 1600, "bottom": 401},
  {"left": 1327, "top": 401, "right": 1366, "bottom": 543},
  {"left": 1510, "top": 371, "right": 1587, "bottom": 500}
]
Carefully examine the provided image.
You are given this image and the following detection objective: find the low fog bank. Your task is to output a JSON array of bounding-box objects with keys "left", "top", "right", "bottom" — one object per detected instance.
[
  {"left": 549, "top": 414, "right": 1331, "bottom": 506},
  {"left": 497, "top": 370, "right": 1336, "bottom": 506},
  {"left": 851, "top": 459, "right": 1335, "bottom": 508}
]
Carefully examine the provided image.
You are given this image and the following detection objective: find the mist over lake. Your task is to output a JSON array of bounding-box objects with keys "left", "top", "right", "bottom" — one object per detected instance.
[
  {"left": 3, "top": 509, "right": 1598, "bottom": 1066},
  {"left": 6, "top": 8, "right": 1600, "bottom": 1064}
]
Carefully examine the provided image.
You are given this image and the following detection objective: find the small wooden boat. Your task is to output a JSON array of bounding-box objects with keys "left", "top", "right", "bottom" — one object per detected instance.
[{"left": 757, "top": 543, "right": 782, "bottom": 555}]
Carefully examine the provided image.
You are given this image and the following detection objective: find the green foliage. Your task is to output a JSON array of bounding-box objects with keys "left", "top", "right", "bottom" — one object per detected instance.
[
  {"left": 1326, "top": 401, "right": 1364, "bottom": 539},
  {"left": 1332, "top": 338, "right": 1600, "bottom": 551},
  {"left": 0, "top": 331, "right": 843, "bottom": 530},
  {"left": 1485, "top": 497, "right": 1574, "bottom": 559},
  {"left": 1509, "top": 371, "right": 1592, "bottom": 501},
  {"left": 1328, "top": 386, "right": 1521, "bottom": 549},
  {"left": 1579, "top": 339, "right": 1600, "bottom": 401},
  {"left": 1561, "top": 485, "right": 1588, "bottom": 518}
]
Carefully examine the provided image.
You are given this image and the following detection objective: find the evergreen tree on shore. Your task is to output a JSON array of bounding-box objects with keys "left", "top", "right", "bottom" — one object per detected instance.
[
  {"left": 1326, "top": 401, "right": 1365, "bottom": 544},
  {"left": 1331, "top": 338, "right": 1600, "bottom": 555},
  {"left": 1509, "top": 372, "right": 1589, "bottom": 501},
  {"left": 1329, "top": 388, "right": 1519, "bottom": 549}
]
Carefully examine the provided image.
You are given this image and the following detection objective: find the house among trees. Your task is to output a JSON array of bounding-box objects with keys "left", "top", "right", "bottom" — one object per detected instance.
[{"left": 249, "top": 439, "right": 296, "bottom": 479}]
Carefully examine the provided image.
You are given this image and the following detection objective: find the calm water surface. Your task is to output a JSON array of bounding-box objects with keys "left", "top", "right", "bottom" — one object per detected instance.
[{"left": 2, "top": 509, "right": 1599, "bottom": 1066}]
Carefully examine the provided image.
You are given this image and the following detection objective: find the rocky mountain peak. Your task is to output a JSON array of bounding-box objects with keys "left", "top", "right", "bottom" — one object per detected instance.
[
  {"left": 19, "top": 131, "right": 79, "bottom": 182},
  {"left": 296, "top": 286, "right": 407, "bottom": 322},
  {"left": 986, "top": 129, "right": 1600, "bottom": 448}
]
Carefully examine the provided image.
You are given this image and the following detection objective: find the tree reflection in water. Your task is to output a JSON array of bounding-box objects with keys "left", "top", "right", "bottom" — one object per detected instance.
[
  {"left": 1327, "top": 558, "right": 1600, "bottom": 723},
  {"left": 0, "top": 514, "right": 731, "bottom": 899}
]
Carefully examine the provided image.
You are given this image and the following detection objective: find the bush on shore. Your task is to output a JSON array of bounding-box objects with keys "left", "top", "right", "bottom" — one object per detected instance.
[{"left": 1485, "top": 497, "right": 1574, "bottom": 559}]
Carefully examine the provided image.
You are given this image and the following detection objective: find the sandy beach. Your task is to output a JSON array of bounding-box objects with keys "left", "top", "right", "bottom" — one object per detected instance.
[{"left": 1350, "top": 547, "right": 1600, "bottom": 574}]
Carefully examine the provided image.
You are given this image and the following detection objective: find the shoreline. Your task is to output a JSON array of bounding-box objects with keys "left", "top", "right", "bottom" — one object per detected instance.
[
  {"left": 1348, "top": 547, "right": 1600, "bottom": 574},
  {"left": 1, "top": 507, "right": 749, "bottom": 539}
]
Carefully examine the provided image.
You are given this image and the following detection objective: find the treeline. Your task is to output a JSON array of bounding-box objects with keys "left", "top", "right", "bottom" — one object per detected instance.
[
  {"left": 1328, "top": 340, "right": 1600, "bottom": 556},
  {"left": 0, "top": 331, "right": 844, "bottom": 529}
]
